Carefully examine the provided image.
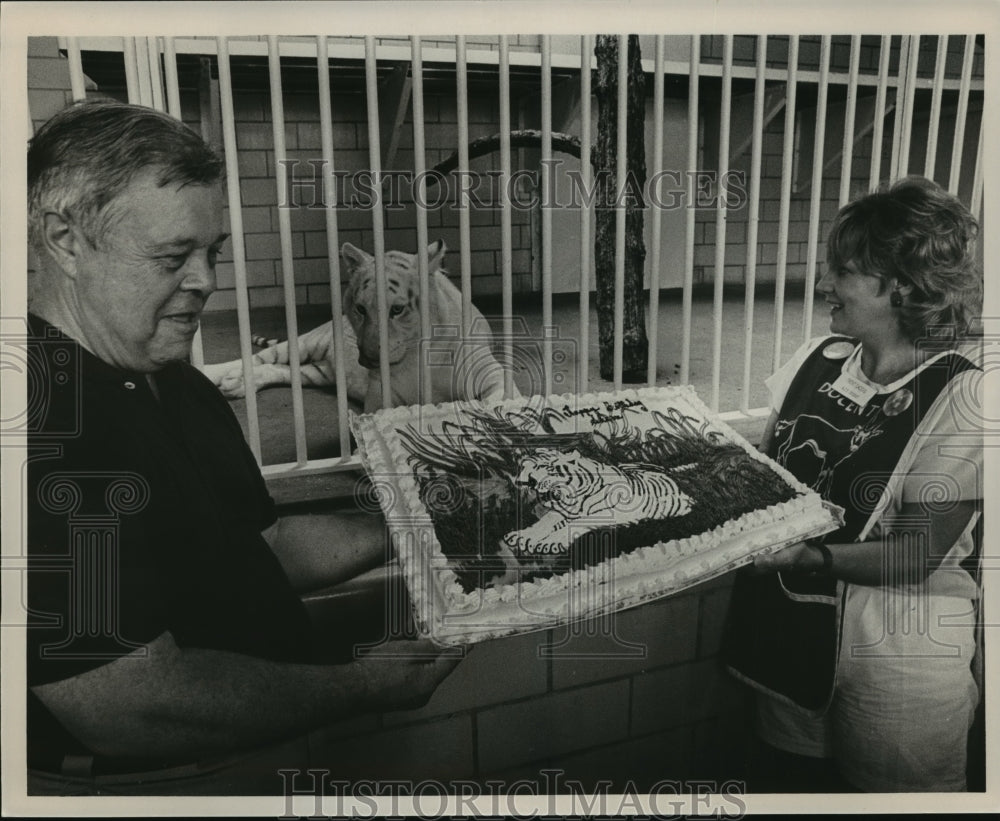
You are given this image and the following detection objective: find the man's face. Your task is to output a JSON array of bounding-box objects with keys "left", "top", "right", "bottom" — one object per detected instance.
[{"left": 72, "top": 169, "right": 227, "bottom": 372}]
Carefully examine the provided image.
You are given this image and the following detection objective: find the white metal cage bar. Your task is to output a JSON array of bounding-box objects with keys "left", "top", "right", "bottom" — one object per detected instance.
[
  {"left": 771, "top": 35, "right": 798, "bottom": 373},
  {"left": 65, "top": 37, "right": 86, "bottom": 100},
  {"left": 925, "top": 35, "right": 948, "bottom": 180},
  {"left": 710, "top": 34, "right": 733, "bottom": 412},
  {"left": 869, "top": 35, "right": 891, "bottom": 192},
  {"left": 163, "top": 37, "right": 182, "bottom": 118},
  {"left": 317, "top": 35, "right": 353, "bottom": 458},
  {"left": 647, "top": 35, "right": 666, "bottom": 387},
  {"left": 363, "top": 36, "right": 392, "bottom": 408},
  {"left": 456, "top": 36, "right": 474, "bottom": 337},
  {"left": 498, "top": 36, "right": 516, "bottom": 400},
  {"left": 889, "top": 36, "right": 908, "bottom": 180},
  {"left": 839, "top": 35, "right": 861, "bottom": 207},
  {"left": 612, "top": 34, "right": 628, "bottom": 392},
  {"left": 541, "top": 36, "right": 555, "bottom": 397},
  {"left": 680, "top": 35, "right": 699, "bottom": 386},
  {"left": 740, "top": 35, "right": 767, "bottom": 415},
  {"left": 950, "top": 34, "right": 977, "bottom": 196},
  {"left": 577, "top": 35, "right": 593, "bottom": 396},
  {"left": 411, "top": 36, "right": 434, "bottom": 406},
  {"left": 267, "top": 36, "right": 309, "bottom": 466},
  {"left": 146, "top": 36, "right": 165, "bottom": 112},
  {"left": 802, "top": 35, "right": 831, "bottom": 345},
  {"left": 215, "top": 36, "right": 263, "bottom": 462},
  {"left": 897, "top": 35, "right": 921, "bottom": 178}
]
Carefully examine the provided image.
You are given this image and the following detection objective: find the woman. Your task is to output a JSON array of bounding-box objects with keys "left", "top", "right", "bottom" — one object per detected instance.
[{"left": 724, "top": 176, "right": 984, "bottom": 792}]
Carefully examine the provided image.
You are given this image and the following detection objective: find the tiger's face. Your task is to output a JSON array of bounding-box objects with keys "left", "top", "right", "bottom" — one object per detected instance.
[
  {"left": 514, "top": 448, "right": 601, "bottom": 507},
  {"left": 342, "top": 240, "right": 447, "bottom": 367}
]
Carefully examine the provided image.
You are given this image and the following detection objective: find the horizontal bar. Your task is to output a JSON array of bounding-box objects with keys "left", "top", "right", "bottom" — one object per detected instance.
[{"left": 69, "top": 35, "right": 985, "bottom": 91}]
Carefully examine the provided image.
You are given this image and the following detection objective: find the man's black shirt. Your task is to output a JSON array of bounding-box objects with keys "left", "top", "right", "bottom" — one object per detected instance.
[{"left": 26, "top": 314, "right": 312, "bottom": 766}]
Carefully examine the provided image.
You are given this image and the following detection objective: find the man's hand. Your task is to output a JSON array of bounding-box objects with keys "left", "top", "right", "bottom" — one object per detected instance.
[
  {"left": 358, "top": 638, "right": 464, "bottom": 712},
  {"left": 752, "top": 541, "right": 825, "bottom": 573}
]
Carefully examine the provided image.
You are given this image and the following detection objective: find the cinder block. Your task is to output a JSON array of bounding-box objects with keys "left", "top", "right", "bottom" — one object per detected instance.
[
  {"left": 215, "top": 259, "right": 275, "bottom": 290},
  {"left": 27, "top": 56, "right": 72, "bottom": 90},
  {"left": 233, "top": 92, "right": 266, "bottom": 121},
  {"left": 238, "top": 150, "right": 269, "bottom": 179},
  {"left": 477, "top": 679, "right": 630, "bottom": 773},
  {"left": 631, "top": 658, "right": 744, "bottom": 734},
  {"left": 241, "top": 177, "right": 278, "bottom": 207},
  {"left": 309, "top": 714, "right": 476, "bottom": 781},
  {"left": 248, "top": 284, "right": 308, "bottom": 308},
  {"left": 228, "top": 205, "right": 272, "bottom": 235},
  {"left": 205, "top": 289, "right": 238, "bottom": 312},
  {"left": 551, "top": 595, "right": 699, "bottom": 689},
  {"left": 544, "top": 724, "right": 696, "bottom": 791},
  {"left": 302, "top": 229, "right": 328, "bottom": 258},
  {"left": 238, "top": 122, "right": 276, "bottom": 151},
  {"left": 383, "top": 630, "right": 550, "bottom": 726},
  {"left": 28, "top": 37, "right": 61, "bottom": 58}
]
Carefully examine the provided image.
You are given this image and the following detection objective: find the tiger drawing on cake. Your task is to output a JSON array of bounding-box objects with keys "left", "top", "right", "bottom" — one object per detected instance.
[
  {"left": 493, "top": 448, "right": 694, "bottom": 585},
  {"left": 202, "top": 240, "right": 515, "bottom": 412}
]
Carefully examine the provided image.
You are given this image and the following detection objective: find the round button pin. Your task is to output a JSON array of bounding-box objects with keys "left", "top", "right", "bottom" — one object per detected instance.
[
  {"left": 823, "top": 341, "right": 855, "bottom": 360},
  {"left": 882, "top": 388, "right": 913, "bottom": 417}
]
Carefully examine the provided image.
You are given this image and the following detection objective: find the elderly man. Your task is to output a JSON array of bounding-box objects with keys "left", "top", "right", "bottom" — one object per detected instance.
[{"left": 25, "top": 100, "right": 458, "bottom": 787}]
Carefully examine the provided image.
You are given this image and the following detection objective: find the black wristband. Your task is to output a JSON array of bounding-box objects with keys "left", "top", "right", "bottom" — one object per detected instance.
[{"left": 813, "top": 541, "right": 833, "bottom": 575}]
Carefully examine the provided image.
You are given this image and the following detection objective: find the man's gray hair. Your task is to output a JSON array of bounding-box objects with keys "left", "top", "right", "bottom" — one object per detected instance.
[{"left": 28, "top": 99, "right": 225, "bottom": 252}]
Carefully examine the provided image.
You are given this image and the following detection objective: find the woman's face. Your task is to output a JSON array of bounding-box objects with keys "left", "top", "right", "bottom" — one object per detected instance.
[{"left": 815, "top": 259, "right": 899, "bottom": 342}]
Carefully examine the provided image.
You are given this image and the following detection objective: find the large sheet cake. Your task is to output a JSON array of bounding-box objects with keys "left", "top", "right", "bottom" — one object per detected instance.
[{"left": 351, "top": 386, "right": 842, "bottom": 645}]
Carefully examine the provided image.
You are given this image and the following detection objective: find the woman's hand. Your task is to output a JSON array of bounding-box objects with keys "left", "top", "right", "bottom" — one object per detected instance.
[{"left": 753, "top": 541, "right": 826, "bottom": 573}]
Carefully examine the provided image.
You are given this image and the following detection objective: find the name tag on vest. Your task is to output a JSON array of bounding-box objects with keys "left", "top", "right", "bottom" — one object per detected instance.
[{"left": 830, "top": 371, "right": 877, "bottom": 409}]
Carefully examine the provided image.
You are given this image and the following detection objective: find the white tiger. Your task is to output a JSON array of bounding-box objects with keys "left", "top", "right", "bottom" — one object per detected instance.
[
  {"left": 500, "top": 448, "right": 693, "bottom": 567},
  {"left": 202, "top": 241, "right": 515, "bottom": 412}
]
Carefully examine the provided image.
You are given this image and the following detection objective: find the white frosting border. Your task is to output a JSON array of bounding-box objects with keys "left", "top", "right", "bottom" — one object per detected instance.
[{"left": 351, "top": 386, "right": 842, "bottom": 645}]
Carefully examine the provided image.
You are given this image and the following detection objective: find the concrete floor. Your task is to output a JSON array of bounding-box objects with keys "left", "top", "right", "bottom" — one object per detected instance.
[{"left": 199, "top": 285, "right": 830, "bottom": 477}]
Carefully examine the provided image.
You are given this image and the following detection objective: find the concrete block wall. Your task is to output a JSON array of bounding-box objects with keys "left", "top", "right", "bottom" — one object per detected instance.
[
  {"left": 207, "top": 83, "right": 535, "bottom": 313},
  {"left": 305, "top": 574, "right": 749, "bottom": 788}
]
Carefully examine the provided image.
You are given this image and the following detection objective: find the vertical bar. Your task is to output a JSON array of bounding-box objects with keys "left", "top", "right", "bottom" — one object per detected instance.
[
  {"left": 710, "top": 35, "right": 733, "bottom": 412},
  {"left": 889, "top": 35, "right": 910, "bottom": 180},
  {"left": 949, "top": 34, "right": 976, "bottom": 195},
  {"left": 364, "top": 36, "right": 392, "bottom": 407},
  {"left": 132, "top": 37, "right": 153, "bottom": 106},
  {"left": 839, "top": 35, "right": 861, "bottom": 207},
  {"left": 122, "top": 37, "right": 141, "bottom": 105},
  {"left": 163, "top": 37, "right": 183, "bottom": 119},
  {"left": 869, "top": 35, "right": 891, "bottom": 192},
  {"left": 267, "top": 35, "right": 308, "bottom": 465},
  {"left": 216, "top": 36, "right": 262, "bottom": 461},
  {"left": 802, "top": 35, "right": 831, "bottom": 344},
  {"left": 65, "top": 37, "right": 86, "bottom": 101},
  {"left": 772, "top": 35, "right": 798, "bottom": 372},
  {"left": 499, "top": 36, "right": 515, "bottom": 399},
  {"left": 740, "top": 35, "right": 767, "bottom": 415},
  {"left": 613, "top": 34, "right": 628, "bottom": 391},
  {"left": 541, "top": 36, "right": 554, "bottom": 396},
  {"left": 162, "top": 38, "right": 204, "bottom": 368},
  {"left": 146, "top": 36, "right": 165, "bottom": 112},
  {"left": 455, "top": 36, "right": 473, "bottom": 336},
  {"left": 681, "top": 36, "right": 699, "bottom": 385},
  {"left": 972, "top": 118, "right": 983, "bottom": 217},
  {"left": 412, "top": 36, "right": 434, "bottom": 405},
  {"left": 898, "top": 35, "right": 920, "bottom": 179},
  {"left": 647, "top": 35, "right": 665, "bottom": 387},
  {"left": 317, "top": 35, "right": 351, "bottom": 455},
  {"left": 578, "top": 35, "right": 593, "bottom": 395},
  {"left": 925, "top": 35, "right": 948, "bottom": 180}
]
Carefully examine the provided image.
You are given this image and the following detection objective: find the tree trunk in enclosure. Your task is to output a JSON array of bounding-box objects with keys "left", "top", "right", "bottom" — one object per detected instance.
[{"left": 593, "top": 35, "right": 648, "bottom": 382}]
